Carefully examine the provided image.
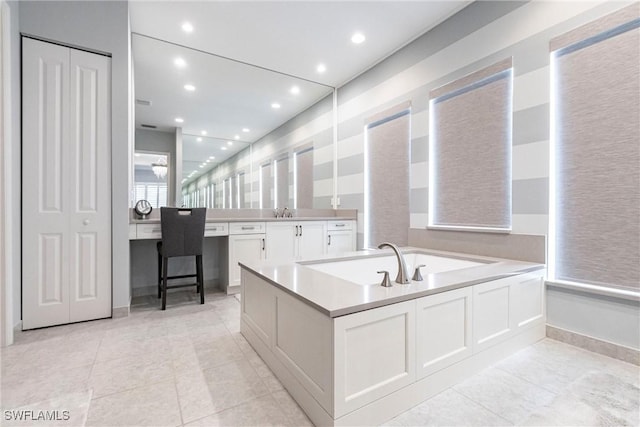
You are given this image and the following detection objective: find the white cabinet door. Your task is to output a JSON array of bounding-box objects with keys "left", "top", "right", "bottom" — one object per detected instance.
[
  {"left": 22, "top": 38, "right": 111, "bottom": 329},
  {"left": 265, "top": 222, "right": 297, "bottom": 263},
  {"left": 298, "top": 221, "right": 327, "bottom": 260},
  {"left": 416, "top": 287, "right": 472, "bottom": 378},
  {"left": 472, "top": 276, "right": 515, "bottom": 352},
  {"left": 327, "top": 230, "right": 355, "bottom": 255},
  {"left": 266, "top": 221, "right": 327, "bottom": 262},
  {"left": 228, "top": 233, "right": 265, "bottom": 293}
]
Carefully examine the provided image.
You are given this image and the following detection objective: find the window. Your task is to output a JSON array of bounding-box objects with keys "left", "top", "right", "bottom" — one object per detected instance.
[
  {"left": 260, "top": 163, "right": 272, "bottom": 209},
  {"left": 275, "top": 156, "right": 289, "bottom": 209},
  {"left": 364, "top": 102, "right": 411, "bottom": 248},
  {"left": 549, "top": 5, "right": 639, "bottom": 292},
  {"left": 429, "top": 58, "right": 513, "bottom": 232},
  {"left": 294, "top": 146, "right": 313, "bottom": 209},
  {"left": 134, "top": 182, "right": 167, "bottom": 209}
]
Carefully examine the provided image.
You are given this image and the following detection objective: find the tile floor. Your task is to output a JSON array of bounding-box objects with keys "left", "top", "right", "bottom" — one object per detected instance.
[{"left": 1, "top": 290, "right": 638, "bottom": 427}]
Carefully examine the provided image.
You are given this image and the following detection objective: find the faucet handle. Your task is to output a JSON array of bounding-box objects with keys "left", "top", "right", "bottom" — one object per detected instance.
[
  {"left": 377, "top": 270, "right": 393, "bottom": 287},
  {"left": 412, "top": 265, "right": 426, "bottom": 281}
]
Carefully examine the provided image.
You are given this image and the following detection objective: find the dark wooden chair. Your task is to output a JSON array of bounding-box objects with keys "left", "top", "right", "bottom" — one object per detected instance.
[{"left": 157, "top": 207, "right": 206, "bottom": 310}]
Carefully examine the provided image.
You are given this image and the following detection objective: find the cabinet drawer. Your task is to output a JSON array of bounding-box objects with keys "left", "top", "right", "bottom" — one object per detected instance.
[
  {"left": 204, "top": 222, "right": 228, "bottom": 237},
  {"left": 136, "top": 223, "right": 162, "bottom": 239},
  {"left": 129, "top": 224, "right": 137, "bottom": 239},
  {"left": 229, "top": 222, "right": 266, "bottom": 234},
  {"left": 328, "top": 220, "right": 353, "bottom": 231}
]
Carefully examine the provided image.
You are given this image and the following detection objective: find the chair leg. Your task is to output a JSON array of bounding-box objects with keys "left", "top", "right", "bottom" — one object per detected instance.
[
  {"left": 195, "top": 257, "right": 200, "bottom": 294},
  {"left": 197, "top": 255, "right": 204, "bottom": 304},
  {"left": 157, "top": 251, "right": 162, "bottom": 299},
  {"left": 162, "top": 257, "right": 169, "bottom": 310}
]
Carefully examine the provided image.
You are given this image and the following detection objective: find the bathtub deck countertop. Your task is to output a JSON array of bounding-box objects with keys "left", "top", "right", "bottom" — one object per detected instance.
[{"left": 239, "top": 247, "right": 545, "bottom": 318}]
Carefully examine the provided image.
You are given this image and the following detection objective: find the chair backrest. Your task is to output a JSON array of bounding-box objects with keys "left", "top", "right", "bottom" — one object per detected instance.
[{"left": 160, "top": 208, "right": 206, "bottom": 257}]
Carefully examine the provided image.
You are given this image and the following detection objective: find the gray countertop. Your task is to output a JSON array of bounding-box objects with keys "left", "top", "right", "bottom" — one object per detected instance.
[
  {"left": 130, "top": 216, "right": 357, "bottom": 224},
  {"left": 239, "top": 247, "right": 545, "bottom": 318}
]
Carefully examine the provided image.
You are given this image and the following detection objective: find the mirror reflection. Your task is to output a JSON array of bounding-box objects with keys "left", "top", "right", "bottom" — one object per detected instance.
[
  {"left": 132, "top": 33, "right": 334, "bottom": 209},
  {"left": 134, "top": 151, "right": 171, "bottom": 208}
]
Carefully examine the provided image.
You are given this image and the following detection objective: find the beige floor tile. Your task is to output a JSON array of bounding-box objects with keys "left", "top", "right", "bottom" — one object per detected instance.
[
  {"left": 271, "top": 390, "right": 314, "bottom": 427},
  {"left": 186, "top": 394, "right": 290, "bottom": 427},
  {"left": 85, "top": 380, "right": 182, "bottom": 427},
  {"left": 175, "top": 371, "right": 217, "bottom": 424},
  {"left": 95, "top": 335, "right": 170, "bottom": 363},
  {"left": 88, "top": 353, "right": 174, "bottom": 398},
  {"left": 2, "top": 390, "right": 92, "bottom": 427},
  {"left": 1, "top": 364, "right": 93, "bottom": 410},
  {"left": 387, "top": 388, "right": 510, "bottom": 427},
  {"left": 200, "top": 359, "right": 270, "bottom": 414},
  {"left": 453, "top": 366, "right": 557, "bottom": 424}
]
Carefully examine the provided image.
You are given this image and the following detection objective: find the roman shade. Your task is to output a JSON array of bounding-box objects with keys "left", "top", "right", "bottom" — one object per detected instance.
[
  {"left": 429, "top": 58, "right": 513, "bottom": 232},
  {"left": 550, "top": 4, "right": 640, "bottom": 291},
  {"left": 260, "top": 163, "right": 272, "bottom": 209},
  {"left": 275, "top": 156, "right": 289, "bottom": 209},
  {"left": 295, "top": 146, "right": 314, "bottom": 209},
  {"left": 365, "top": 102, "right": 411, "bottom": 248}
]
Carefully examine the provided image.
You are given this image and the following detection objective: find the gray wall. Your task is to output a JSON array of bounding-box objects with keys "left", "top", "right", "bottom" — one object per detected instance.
[
  {"left": 6, "top": 0, "right": 20, "bottom": 331},
  {"left": 19, "top": 1, "right": 131, "bottom": 312}
]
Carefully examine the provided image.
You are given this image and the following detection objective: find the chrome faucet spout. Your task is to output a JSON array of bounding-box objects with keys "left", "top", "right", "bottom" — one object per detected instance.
[{"left": 377, "top": 242, "right": 410, "bottom": 284}]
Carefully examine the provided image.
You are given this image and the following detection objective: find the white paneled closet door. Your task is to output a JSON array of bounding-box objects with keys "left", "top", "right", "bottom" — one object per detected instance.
[{"left": 22, "top": 37, "right": 111, "bottom": 329}]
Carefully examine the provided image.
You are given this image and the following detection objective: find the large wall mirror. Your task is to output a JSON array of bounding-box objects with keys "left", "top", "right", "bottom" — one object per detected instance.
[{"left": 132, "top": 33, "right": 334, "bottom": 210}]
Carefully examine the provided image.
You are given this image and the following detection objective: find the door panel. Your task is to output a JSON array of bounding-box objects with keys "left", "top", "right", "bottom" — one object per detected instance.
[
  {"left": 298, "top": 221, "right": 326, "bottom": 260},
  {"left": 68, "top": 48, "right": 111, "bottom": 322},
  {"left": 265, "top": 223, "right": 296, "bottom": 262},
  {"left": 22, "top": 38, "right": 111, "bottom": 328},
  {"left": 22, "top": 38, "right": 71, "bottom": 329}
]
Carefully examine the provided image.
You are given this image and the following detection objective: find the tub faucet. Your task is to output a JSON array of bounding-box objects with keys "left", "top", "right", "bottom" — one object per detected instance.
[{"left": 377, "top": 242, "right": 410, "bottom": 284}]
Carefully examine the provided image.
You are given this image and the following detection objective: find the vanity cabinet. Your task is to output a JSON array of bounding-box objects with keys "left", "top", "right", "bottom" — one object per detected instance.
[
  {"left": 227, "top": 222, "right": 266, "bottom": 294},
  {"left": 327, "top": 220, "right": 357, "bottom": 255},
  {"left": 265, "top": 221, "right": 327, "bottom": 262}
]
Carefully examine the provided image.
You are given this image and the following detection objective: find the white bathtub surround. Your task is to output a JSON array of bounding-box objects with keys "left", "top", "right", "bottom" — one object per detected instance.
[{"left": 240, "top": 248, "right": 546, "bottom": 426}]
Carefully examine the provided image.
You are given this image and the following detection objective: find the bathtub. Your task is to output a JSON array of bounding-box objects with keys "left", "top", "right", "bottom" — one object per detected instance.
[
  {"left": 302, "top": 251, "right": 487, "bottom": 285},
  {"left": 239, "top": 248, "right": 545, "bottom": 426}
]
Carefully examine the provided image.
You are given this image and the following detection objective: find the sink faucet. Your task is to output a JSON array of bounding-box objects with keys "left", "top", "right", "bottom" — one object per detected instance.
[{"left": 377, "top": 242, "right": 410, "bottom": 284}]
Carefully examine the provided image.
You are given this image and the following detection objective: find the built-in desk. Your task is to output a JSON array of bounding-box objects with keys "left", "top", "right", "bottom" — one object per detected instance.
[{"left": 129, "top": 209, "right": 358, "bottom": 295}]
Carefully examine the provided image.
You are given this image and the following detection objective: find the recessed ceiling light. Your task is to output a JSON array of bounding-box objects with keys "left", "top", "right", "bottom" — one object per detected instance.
[
  {"left": 199, "top": 165, "right": 204, "bottom": 168},
  {"left": 290, "top": 86, "right": 300, "bottom": 95},
  {"left": 271, "top": 103, "right": 281, "bottom": 109},
  {"left": 175, "top": 117, "right": 184, "bottom": 123},
  {"left": 221, "top": 147, "right": 227, "bottom": 151},
  {"left": 227, "top": 141, "right": 233, "bottom": 146},
  {"left": 182, "top": 22, "right": 194, "bottom": 33},
  {"left": 184, "top": 84, "right": 196, "bottom": 91},
  {"left": 242, "top": 128, "right": 250, "bottom": 133},
  {"left": 196, "top": 137, "right": 202, "bottom": 142},
  {"left": 317, "top": 63, "right": 326, "bottom": 73},
  {"left": 134, "top": 153, "right": 141, "bottom": 157},
  {"left": 206, "top": 159, "right": 211, "bottom": 163},
  {"left": 351, "top": 32, "right": 366, "bottom": 44},
  {"left": 174, "top": 57, "right": 186, "bottom": 68},
  {"left": 201, "top": 130, "right": 207, "bottom": 135},
  {"left": 234, "top": 135, "right": 240, "bottom": 140},
  {"left": 209, "top": 156, "right": 215, "bottom": 160}
]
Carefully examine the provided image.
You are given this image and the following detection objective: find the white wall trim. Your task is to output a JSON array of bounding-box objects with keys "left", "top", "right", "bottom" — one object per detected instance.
[{"left": 1, "top": 0, "right": 14, "bottom": 347}]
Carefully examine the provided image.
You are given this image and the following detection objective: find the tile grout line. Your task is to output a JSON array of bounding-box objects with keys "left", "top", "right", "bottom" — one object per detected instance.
[{"left": 448, "top": 387, "right": 514, "bottom": 426}]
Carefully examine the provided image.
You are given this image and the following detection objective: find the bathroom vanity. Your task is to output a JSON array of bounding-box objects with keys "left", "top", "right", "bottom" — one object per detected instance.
[{"left": 239, "top": 248, "right": 545, "bottom": 426}]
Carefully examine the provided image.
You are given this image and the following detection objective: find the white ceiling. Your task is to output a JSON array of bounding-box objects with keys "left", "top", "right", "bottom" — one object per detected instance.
[{"left": 129, "top": 1, "right": 471, "bottom": 183}]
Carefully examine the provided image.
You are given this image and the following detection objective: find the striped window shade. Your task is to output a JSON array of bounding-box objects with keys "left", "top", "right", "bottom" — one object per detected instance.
[
  {"left": 550, "top": 4, "right": 640, "bottom": 292},
  {"left": 260, "top": 163, "right": 272, "bottom": 209},
  {"left": 365, "top": 102, "right": 411, "bottom": 248},
  {"left": 275, "top": 156, "right": 289, "bottom": 209},
  {"left": 295, "top": 146, "right": 314, "bottom": 209},
  {"left": 429, "top": 58, "right": 513, "bottom": 232},
  {"left": 237, "top": 172, "right": 246, "bottom": 209}
]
